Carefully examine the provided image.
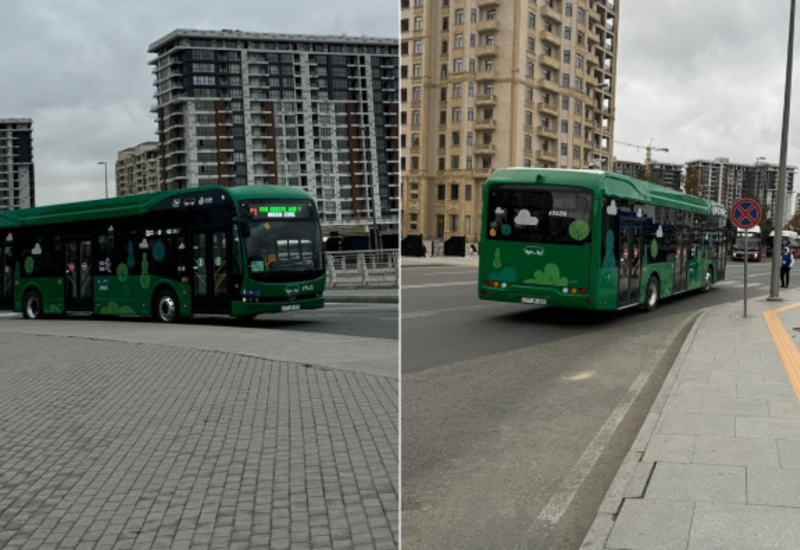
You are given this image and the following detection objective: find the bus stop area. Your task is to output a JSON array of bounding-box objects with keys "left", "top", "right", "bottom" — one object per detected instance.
[
  {"left": 582, "top": 288, "right": 800, "bottom": 550},
  {"left": 0, "top": 317, "right": 398, "bottom": 550}
]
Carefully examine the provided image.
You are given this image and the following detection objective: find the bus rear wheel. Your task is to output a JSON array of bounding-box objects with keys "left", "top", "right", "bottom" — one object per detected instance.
[
  {"left": 23, "top": 290, "right": 43, "bottom": 320},
  {"left": 702, "top": 267, "right": 714, "bottom": 292},
  {"left": 153, "top": 288, "right": 180, "bottom": 323},
  {"left": 644, "top": 276, "right": 659, "bottom": 312}
]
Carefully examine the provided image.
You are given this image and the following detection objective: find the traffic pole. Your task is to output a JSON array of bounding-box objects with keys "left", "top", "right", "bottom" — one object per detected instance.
[{"left": 744, "top": 232, "right": 748, "bottom": 317}]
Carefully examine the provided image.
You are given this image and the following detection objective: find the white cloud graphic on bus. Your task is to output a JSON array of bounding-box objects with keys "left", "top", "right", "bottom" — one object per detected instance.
[
  {"left": 607, "top": 200, "right": 618, "bottom": 216},
  {"left": 31, "top": 244, "right": 42, "bottom": 255},
  {"left": 514, "top": 209, "right": 539, "bottom": 226}
]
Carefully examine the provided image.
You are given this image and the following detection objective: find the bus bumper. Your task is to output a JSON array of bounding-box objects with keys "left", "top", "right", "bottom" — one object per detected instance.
[
  {"left": 231, "top": 296, "right": 325, "bottom": 316},
  {"left": 478, "top": 284, "right": 615, "bottom": 311}
]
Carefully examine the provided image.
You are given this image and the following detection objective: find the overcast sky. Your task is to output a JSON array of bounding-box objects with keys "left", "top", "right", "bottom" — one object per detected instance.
[
  {"left": 615, "top": 0, "right": 798, "bottom": 173},
  {"left": 0, "top": 0, "right": 397, "bottom": 206}
]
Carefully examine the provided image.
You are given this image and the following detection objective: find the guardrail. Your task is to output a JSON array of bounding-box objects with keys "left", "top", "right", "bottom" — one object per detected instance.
[{"left": 326, "top": 250, "right": 399, "bottom": 288}]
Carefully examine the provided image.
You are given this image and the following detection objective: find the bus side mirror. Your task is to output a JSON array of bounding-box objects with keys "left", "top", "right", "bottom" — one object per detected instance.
[{"left": 240, "top": 221, "right": 251, "bottom": 238}]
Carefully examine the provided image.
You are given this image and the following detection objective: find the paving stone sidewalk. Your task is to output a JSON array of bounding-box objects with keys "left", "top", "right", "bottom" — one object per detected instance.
[
  {"left": 0, "top": 334, "right": 398, "bottom": 550},
  {"left": 582, "top": 289, "right": 800, "bottom": 550}
]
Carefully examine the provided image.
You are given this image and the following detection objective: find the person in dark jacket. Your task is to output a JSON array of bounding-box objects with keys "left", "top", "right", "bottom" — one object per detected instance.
[{"left": 781, "top": 247, "right": 795, "bottom": 287}]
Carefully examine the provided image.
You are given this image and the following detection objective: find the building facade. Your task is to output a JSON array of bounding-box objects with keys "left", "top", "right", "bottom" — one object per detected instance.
[
  {"left": 116, "top": 142, "right": 162, "bottom": 197},
  {"left": 401, "top": 0, "right": 619, "bottom": 241},
  {"left": 686, "top": 158, "right": 796, "bottom": 222},
  {"left": 611, "top": 159, "right": 682, "bottom": 190},
  {"left": 0, "top": 119, "right": 34, "bottom": 210},
  {"left": 148, "top": 29, "right": 399, "bottom": 228}
]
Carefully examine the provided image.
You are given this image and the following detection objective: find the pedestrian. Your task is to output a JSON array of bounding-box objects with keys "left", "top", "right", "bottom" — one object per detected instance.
[
  {"left": 469, "top": 243, "right": 477, "bottom": 255},
  {"left": 422, "top": 244, "right": 427, "bottom": 258},
  {"left": 781, "top": 246, "right": 795, "bottom": 287}
]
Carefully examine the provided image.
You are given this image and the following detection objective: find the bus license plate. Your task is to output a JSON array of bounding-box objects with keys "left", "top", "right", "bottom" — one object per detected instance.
[
  {"left": 281, "top": 305, "right": 301, "bottom": 312},
  {"left": 522, "top": 297, "right": 546, "bottom": 305}
]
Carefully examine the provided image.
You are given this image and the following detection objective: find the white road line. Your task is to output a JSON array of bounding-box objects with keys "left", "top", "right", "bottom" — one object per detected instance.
[
  {"left": 402, "top": 281, "right": 476, "bottom": 290},
  {"left": 423, "top": 270, "right": 478, "bottom": 276},
  {"left": 518, "top": 314, "right": 698, "bottom": 547},
  {"left": 402, "top": 304, "right": 503, "bottom": 319}
]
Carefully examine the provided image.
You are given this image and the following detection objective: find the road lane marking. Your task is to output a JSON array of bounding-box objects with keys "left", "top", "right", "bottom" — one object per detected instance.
[
  {"left": 518, "top": 313, "right": 699, "bottom": 546},
  {"left": 423, "top": 270, "right": 479, "bottom": 276},
  {"left": 764, "top": 300, "right": 800, "bottom": 407},
  {"left": 402, "top": 281, "right": 476, "bottom": 290}
]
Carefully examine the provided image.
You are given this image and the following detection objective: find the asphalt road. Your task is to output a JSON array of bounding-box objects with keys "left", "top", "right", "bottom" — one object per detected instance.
[{"left": 401, "top": 260, "right": 777, "bottom": 550}]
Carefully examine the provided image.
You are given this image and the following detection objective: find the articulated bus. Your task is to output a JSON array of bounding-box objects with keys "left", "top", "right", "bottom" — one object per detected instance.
[
  {"left": 0, "top": 185, "right": 325, "bottom": 322},
  {"left": 478, "top": 168, "right": 727, "bottom": 312},
  {"left": 732, "top": 227, "right": 762, "bottom": 261}
]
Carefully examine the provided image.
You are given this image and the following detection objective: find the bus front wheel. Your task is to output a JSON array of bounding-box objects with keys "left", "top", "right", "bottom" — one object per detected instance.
[
  {"left": 644, "top": 276, "right": 659, "bottom": 312},
  {"left": 23, "top": 291, "right": 43, "bottom": 320},
  {"left": 153, "top": 288, "right": 180, "bottom": 323}
]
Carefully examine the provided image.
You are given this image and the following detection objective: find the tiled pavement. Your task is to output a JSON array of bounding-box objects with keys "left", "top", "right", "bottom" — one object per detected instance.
[
  {"left": 0, "top": 334, "right": 398, "bottom": 550},
  {"left": 582, "top": 289, "right": 800, "bottom": 550}
]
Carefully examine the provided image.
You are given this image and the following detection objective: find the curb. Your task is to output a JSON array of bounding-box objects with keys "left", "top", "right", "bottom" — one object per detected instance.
[
  {"left": 579, "top": 306, "right": 714, "bottom": 550},
  {"left": 325, "top": 295, "right": 398, "bottom": 304}
]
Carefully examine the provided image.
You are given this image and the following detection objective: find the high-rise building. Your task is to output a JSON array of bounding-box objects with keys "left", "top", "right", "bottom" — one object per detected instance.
[
  {"left": 611, "top": 158, "right": 682, "bottom": 190},
  {"left": 115, "top": 142, "right": 162, "bottom": 197},
  {"left": 0, "top": 119, "right": 34, "bottom": 210},
  {"left": 612, "top": 158, "right": 643, "bottom": 180},
  {"left": 401, "top": 0, "right": 619, "bottom": 241},
  {"left": 148, "top": 29, "right": 399, "bottom": 228},
  {"left": 686, "top": 158, "right": 796, "bottom": 221}
]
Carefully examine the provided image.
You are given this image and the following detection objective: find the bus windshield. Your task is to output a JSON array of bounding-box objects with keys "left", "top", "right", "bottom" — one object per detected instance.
[
  {"left": 487, "top": 185, "right": 594, "bottom": 245},
  {"left": 241, "top": 200, "right": 324, "bottom": 283}
]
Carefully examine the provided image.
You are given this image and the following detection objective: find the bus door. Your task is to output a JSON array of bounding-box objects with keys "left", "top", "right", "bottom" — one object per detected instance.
[
  {"left": 0, "top": 243, "right": 13, "bottom": 310},
  {"left": 618, "top": 220, "right": 643, "bottom": 307},
  {"left": 674, "top": 230, "right": 688, "bottom": 293},
  {"left": 64, "top": 238, "right": 93, "bottom": 311},
  {"left": 190, "top": 228, "right": 231, "bottom": 313}
]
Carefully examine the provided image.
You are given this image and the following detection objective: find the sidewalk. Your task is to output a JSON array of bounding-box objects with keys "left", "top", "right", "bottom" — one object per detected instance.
[
  {"left": 401, "top": 255, "right": 479, "bottom": 268},
  {"left": 325, "top": 287, "right": 398, "bottom": 304},
  {"left": 582, "top": 289, "right": 800, "bottom": 550}
]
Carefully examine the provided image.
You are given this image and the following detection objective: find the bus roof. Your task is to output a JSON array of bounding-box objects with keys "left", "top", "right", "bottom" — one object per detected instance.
[
  {"left": 487, "top": 168, "right": 724, "bottom": 216},
  {"left": 0, "top": 185, "right": 313, "bottom": 227}
]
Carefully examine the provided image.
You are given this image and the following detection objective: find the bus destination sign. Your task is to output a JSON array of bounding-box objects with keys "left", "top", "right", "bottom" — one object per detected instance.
[{"left": 245, "top": 202, "right": 313, "bottom": 219}]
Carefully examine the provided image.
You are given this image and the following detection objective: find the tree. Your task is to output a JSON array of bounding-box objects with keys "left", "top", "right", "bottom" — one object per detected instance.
[
  {"left": 683, "top": 166, "right": 702, "bottom": 197},
  {"left": 787, "top": 211, "right": 800, "bottom": 233}
]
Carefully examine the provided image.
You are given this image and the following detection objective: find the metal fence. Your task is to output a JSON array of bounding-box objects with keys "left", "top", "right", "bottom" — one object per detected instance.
[{"left": 325, "top": 250, "right": 399, "bottom": 288}]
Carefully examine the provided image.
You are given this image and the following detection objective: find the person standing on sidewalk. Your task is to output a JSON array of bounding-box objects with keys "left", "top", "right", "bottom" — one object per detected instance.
[{"left": 781, "top": 246, "right": 795, "bottom": 287}]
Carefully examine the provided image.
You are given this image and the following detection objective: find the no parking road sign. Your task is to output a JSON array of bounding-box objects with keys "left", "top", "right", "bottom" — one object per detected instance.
[{"left": 731, "top": 198, "right": 762, "bottom": 230}]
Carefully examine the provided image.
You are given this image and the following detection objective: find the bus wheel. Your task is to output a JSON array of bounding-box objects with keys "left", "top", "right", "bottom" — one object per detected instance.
[
  {"left": 702, "top": 267, "right": 714, "bottom": 292},
  {"left": 644, "top": 276, "right": 659, "bottom": 312},
  {"left": 23, "top": 291, "right": 43, "bottom": 320},
  {"left": 154, "top": 288, "right": 180, "bottom": 323}
]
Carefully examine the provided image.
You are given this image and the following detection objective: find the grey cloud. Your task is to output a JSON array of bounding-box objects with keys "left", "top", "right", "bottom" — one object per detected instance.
[{"left": 0, "top": 0, "right": 398, "bottom": 206}]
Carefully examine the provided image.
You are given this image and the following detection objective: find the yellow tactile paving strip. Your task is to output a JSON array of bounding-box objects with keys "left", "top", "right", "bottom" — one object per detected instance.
[{"left": 764, "top": 300, "right": 800, "bottom": 405}]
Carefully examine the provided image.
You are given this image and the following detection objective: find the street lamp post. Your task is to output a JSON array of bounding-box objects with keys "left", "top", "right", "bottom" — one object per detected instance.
[
  {"left": 769, "top": 0, "right": 796, "bottom": 300},
  {"left": 98, "top": 161, "right": 108, "bottom": 199}
]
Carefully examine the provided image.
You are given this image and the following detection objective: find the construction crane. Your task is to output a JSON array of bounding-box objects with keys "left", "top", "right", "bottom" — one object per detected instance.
[{"left": 615, "top": 139, "right": 669, "bottom": 182}]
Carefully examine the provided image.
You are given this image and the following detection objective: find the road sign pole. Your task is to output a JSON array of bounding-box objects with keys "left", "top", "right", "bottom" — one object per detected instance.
[{"left": 744, "top": 232, "right": 748, "bottom": 317}]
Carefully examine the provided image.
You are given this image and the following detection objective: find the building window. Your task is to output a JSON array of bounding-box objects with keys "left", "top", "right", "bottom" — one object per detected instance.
[
  {"left": 527, "top": 38, "right": 535, "bottom": 53},
  {"left": 576, "top": 54, "right": 583, "bottom": 68},
  {"left": 466, "top": 156, "right": 473, "bottom": 168},
  {"left": 455, "top": 33, "right": 464, "bottom": 48},
  {"left": 574, "top": 122, "right": 581, "bottom": 135},
  {"left": 413, "top": 63, "right": 422, "bottom": 77},
  {"left": 560, "top": 143, "right": 568, "bottom": 156},
  {"left": 562, "top": 73, "right": 570, "bottom": 87},
  {"left": 439, "top": 134, "right": 446, "bottom": 148},
  {"left": 454, "top": 59, "right": 463, "bottom": 72},
  {"left": 562, "top": 97, "right": 569, "bottom": 110},
  {"left": 441, "top": 64, "right": 448, "bottom": 77},
  {"left": 525, "top": 111, "right": 533, "bottom": 126},
  {"left": 442, "top": 16, "right": 449, "bottom": 30},
  {"left": 486, "top": 34, "right": 496, "bottom": 45},
  {"left": 453, "top": 83, "right": 462, "bottom": 97},
  {"left": 486, "top": 9, "right": 497, "bottom": 20},
  {"left": 455, "top": 8, "right": 464, "bottom": 23},
  {"left": 453, "top": 107, "right": 461, "bottom": 121},
  {"left": 575, "top": 76, "right": 582, "bottom": 91},
  {"left": 415, "top": 16, "right": 423, "bottom": 30},
  {"left": 441, "top": 87, "right": 447, "bottom": 101},
  {"left": 525, "top": 87, "right": 534, "bottom": 101},
  {"left": 573, "top": 145, "right": 581, "bottom": 159},
  {"left": 484, "top": 59, "right": 494, "bottom": 71},
  {"left": 527, "top": 62, "right": 534, "bottom": 77},
  {"left": 414, "top": 40, "right": 423, "bottom": 54},
  {"left": 451, "top": 184, "right": 459, "bottom": 200},
  {"left": 471, "top": 8, "right": 477, "bottom": 23},
  {"left": 565, "top": 27, "right": 572, "bottom": 40},
  {"left": 465, "top": 185, "right": 472, "bottom": 201},
  {"left": 561, "top": 120, "right": 568, "bottom": 133},
  {"left": 467, "top": 132, "right": 474, "bottom": 145},
  {"left": 468, "top": 108, "right": 475, "bottom": 121},
  {"left": 470, "top": 34, "right": 477, "bottom": 47},
  {"left": 413, "top": 86, "right": 422, "bottom": 100},
  {"left": 564, "top": 50, "right": 571, "bottom": 64},
  {"left": 577, "top": 31, "right": 584, "bottom": 45},
  {"left": 412, "top": 110, "right": 421, "bottom": 124},
  {"left": 451, "top": 156, "right": 460, "bottom": 169},
  {"left": 525, "top": 135, "right": 532, "bottom": 150},
  {"left": 574, "top": 99, "right": 582, "bottom": 113},
  {"left": 450, "top": 215, "right": 458, "bottom": 232},
  {"left": 437, "top": 184, "right": 446, "bottom": 200},
  {"left": 566, "top": 3, "right": 573, "bottom": 16},
  {"left": 440, "top": 110, "right": 447, "bottom": 124},
  {"left": 452, "top": 131, "right": 460, "bottom": 145},
  {"left": 469, "top": 59, "right": 476, "bottom": 72},
  {"left": 528, "top": 12, "right": 536, "bottom": 28},
  {"left": 578, "top": 8, "right": 585, "bottom": 22},
  {"left": 439, "top": 158, "right": 446, "bottom": 170}
]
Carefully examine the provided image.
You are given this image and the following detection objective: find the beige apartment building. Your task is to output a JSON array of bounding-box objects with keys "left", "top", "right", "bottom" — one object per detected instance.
[
  {"left": 401, "top": 0, "right": 619, "bottom": 242},
  {"left": 115, "top": 142, "right": 162, "bottom": 196}
]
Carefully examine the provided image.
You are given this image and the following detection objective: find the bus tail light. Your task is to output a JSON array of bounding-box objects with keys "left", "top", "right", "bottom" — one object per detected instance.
[
  {"left": 586, "top": 299, "right": 592, "bottom": 305},
  {"left": 485, "top": 280, "right": 492, "bottom": 287},
  {"left": 580, "top": 288, "right": 587, "bottom": 295},
  {"left": 571, "top": 288, "right": 577, "bottom": 294}
]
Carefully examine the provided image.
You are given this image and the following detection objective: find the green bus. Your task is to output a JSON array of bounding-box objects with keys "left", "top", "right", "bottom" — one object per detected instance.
[
  {"left": 0, "top": 185, "right": 325, "bottom": 322},
  {"left": 479, "top": 168, "right": 728, "bottom": 312}
]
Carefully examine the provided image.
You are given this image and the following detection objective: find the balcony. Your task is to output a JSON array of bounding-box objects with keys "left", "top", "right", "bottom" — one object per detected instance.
[
  {"left": 476, "top": 69, "right": 497, "bottom": 81},
  {"left": 536, "top": 150, "right": 557, "bottom": 162},
  {"left": 537, "top": 125, "right": 557, "bottom": 139},
  {"left": 477, "top": 19, "right": 500, "bottom": 34},
  {"left": 589, "top": 9, "right": 601, "bottom": 24},
  {"left": 539, "top": 29, "right": 561, "bottom": 46},
  {"left": 475, "top": 94, "right": 497, "bottom": 106},
  {"left": 474, "top": 167, "right": 494, "bottom": 178},
  {"left": 475, "top": 119, "right": 497, "bottom": 131},
  {"left": 538, "top": 54, "right": 560, "bottom": 71},
  {"left": 537, "top": 78, "right": 560, "bottom": 93},
  {"left": 476, "top": 45, "right": 499, "bottom": 58},
  {"left": 537, "top": 102, "right": 558, "bottom": 115},
  {"left": 475, "top": 143, "right": 496, "bottom": 155},
  {"left": 541, "top": 5, "right": 563, "bottom": 24},
  {"left": 477, "top": 0, "right": 500, "bottom": 6}
]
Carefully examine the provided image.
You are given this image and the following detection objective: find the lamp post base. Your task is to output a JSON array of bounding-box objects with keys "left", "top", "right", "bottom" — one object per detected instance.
[{"left": 767, "top": 296, "right": 785, "bottom": 302}]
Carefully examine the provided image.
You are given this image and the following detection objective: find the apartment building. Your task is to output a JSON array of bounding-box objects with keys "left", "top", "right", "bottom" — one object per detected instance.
[
  {"left": 0, "top": 119, "right": 34, "bottom": 210},
  {"left": 612, "top": 158, "right": 642, "bottom": 180},
  {"left": 686, "top": 158, "right": 796, "bottom": 221},
  {"left": 115, "top": 142, "right": 162, "bottom": 197},
  {"left": 401, "top": 0, "right": 619, "bottom": 241},
  {"left": 611, "top": 159, "right": 681, "bottom": 190},
  {"left": 148, "top": 29, "right": 399, "bottom": 227}
]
